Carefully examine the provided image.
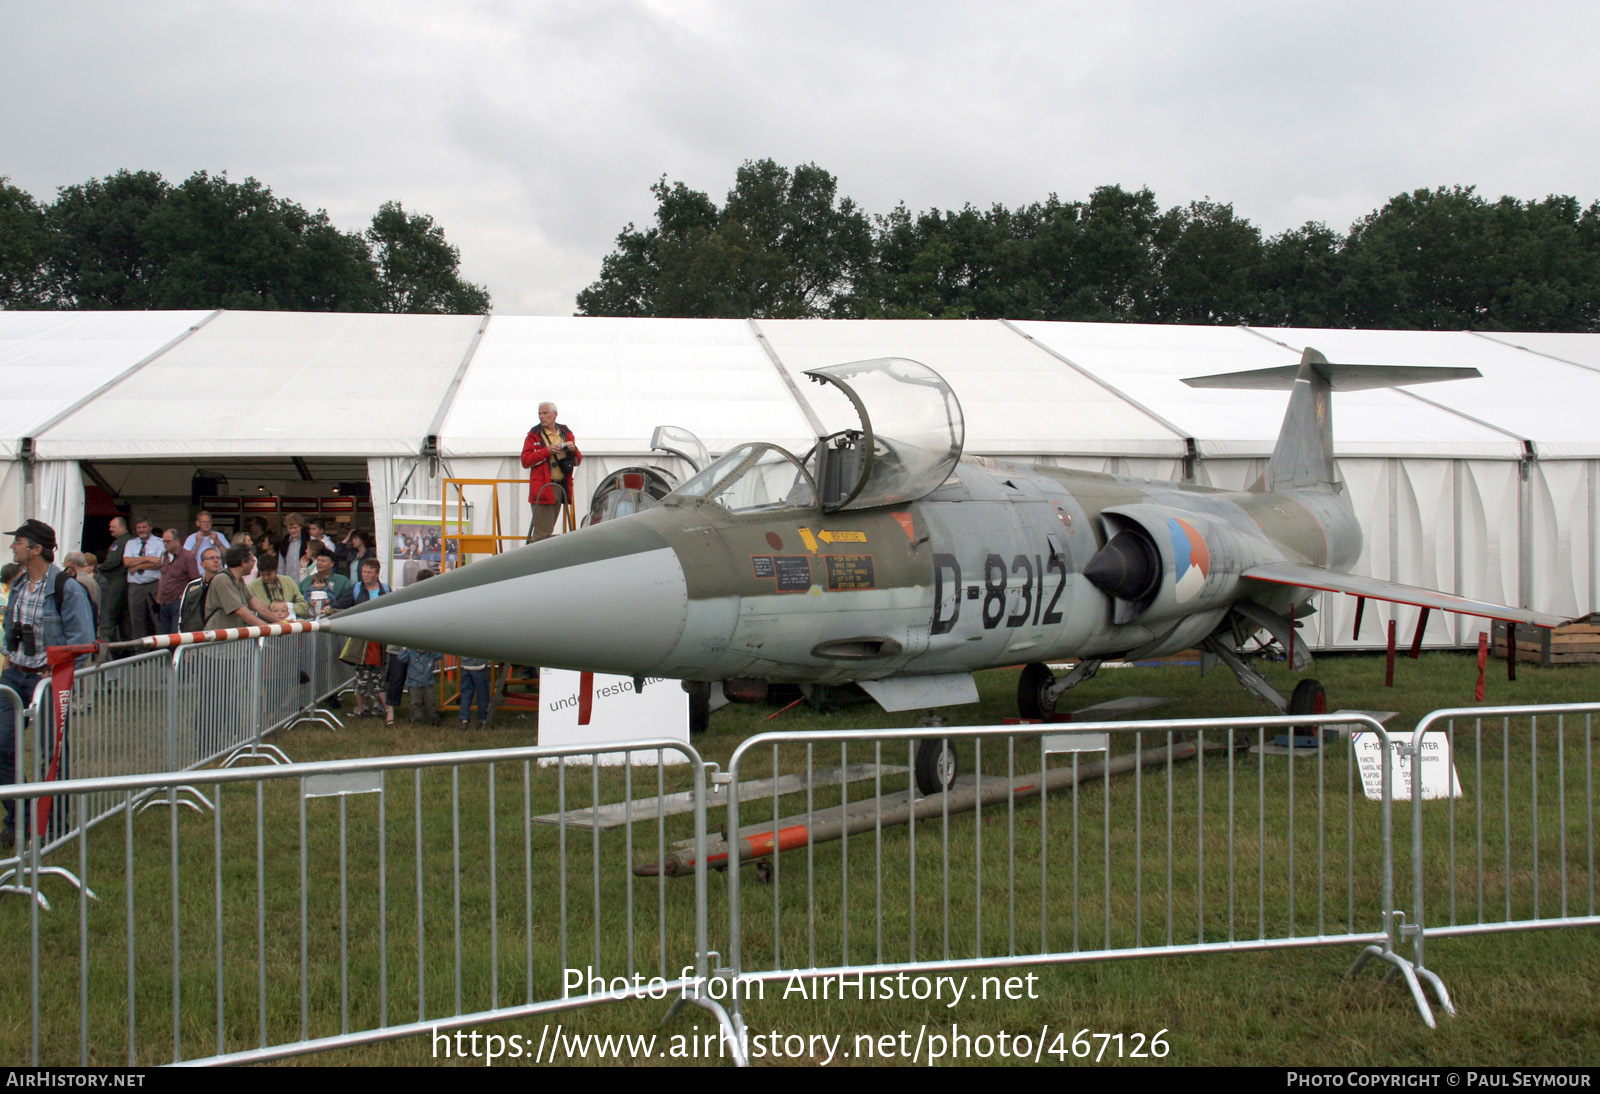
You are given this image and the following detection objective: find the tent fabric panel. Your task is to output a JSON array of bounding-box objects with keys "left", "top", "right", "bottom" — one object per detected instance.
[
  {"left": 1017, "top": 321, "right": 1521, "bottom": 460},
  {"left": 1315, "top": 458, "right": 1520, "bottom": 651},
  {"left": 1526, "top": 459, "right": 1597, "bottom": 620},
  {"left": 0, "top": 311, "right": 213, "bottom": 459},
  {"left": 754, "top": 319, "right": 1188, "bottom": 458},
  {"left": 439, "top": 316, "right": 817, "bottom": 458},
  {"left": 1473, "top": 331, "right": 1600, "bottom": 375},
  {"left": 35, "top": 460, "right": 85, "bottom": 557},
  {"left": 1262, "top": 327, "right": 1600, "bottom": 458},
  {"left": 33, "top": 311, "right": 483, "bottom": 460},
  {"left": 1013, "top": 321, "right": 1290, "bottom": 447},
  {"left": 0, "top": 460, "right": 22, "bottom": 538}
]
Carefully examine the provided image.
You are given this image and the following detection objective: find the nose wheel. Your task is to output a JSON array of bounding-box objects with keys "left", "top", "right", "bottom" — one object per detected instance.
[
  {"left": 914, "top": 737, "right": 958, "bottom": 795},
  {"left": 684, "top": 681, "right": 711, "bottom": 733}
]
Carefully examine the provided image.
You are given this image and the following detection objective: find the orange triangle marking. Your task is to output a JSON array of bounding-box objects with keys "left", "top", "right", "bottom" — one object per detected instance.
[{"left": 892, "top": 511, "right": 915, "bottom": 540}]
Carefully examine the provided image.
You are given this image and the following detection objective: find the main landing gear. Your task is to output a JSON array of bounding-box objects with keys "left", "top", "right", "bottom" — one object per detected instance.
[{"left": 1016, "top": 659, "right": 1103, "bottom": 721}]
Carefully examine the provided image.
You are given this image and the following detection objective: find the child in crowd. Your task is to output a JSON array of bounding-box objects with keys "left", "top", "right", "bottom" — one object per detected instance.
[
  {"left": 458, "top": 654, "right": 491, "bottom": 729},
  {"left": 384, "top": 570, "right": 443, "bottom": 727}
]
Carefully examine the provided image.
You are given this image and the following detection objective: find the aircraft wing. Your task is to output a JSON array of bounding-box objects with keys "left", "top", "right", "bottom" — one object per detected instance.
[{"left": 1242, "top": 562, "right": 1570, "bottom": 629}]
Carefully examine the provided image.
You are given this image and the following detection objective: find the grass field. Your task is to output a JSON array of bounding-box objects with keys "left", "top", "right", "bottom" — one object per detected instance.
[{"left": 1, "top": 650, "right": 1596, "bottom": 1067}]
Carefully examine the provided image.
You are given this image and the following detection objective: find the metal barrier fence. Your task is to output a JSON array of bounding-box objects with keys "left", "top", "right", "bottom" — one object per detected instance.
[
  {"left": 718, "top": 715, "right": 1448, "bottom": 1026},
  {"left": 4, "top": 699, "right": 1598, "bottom": 1065},
  {"left": 0, "top": 740, "right": 726, "bottom": 1066},
  {"left": 1, "top": 631, "right": 356, "bottom": 877},
  {"left": 1403, "top": 703, "right": 1600, "bottom": 996}
]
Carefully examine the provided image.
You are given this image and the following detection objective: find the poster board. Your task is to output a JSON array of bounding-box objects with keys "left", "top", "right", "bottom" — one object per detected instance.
[{"left": 1352, "top": 731, "right": 1463, "bottom": 801}]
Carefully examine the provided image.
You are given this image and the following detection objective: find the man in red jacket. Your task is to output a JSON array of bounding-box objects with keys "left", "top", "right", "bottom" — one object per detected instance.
[{"left": 521, "top": 401, "right": 582, "bottom": 542}]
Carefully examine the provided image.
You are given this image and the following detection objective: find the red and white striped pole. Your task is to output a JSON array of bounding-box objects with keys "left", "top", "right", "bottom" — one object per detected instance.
[{"left": 102, "top": 618, "right": 328, "bottom": 652}]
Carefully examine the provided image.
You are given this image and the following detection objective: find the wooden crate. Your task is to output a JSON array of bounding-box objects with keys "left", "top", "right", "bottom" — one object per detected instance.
[{"left": 1492, "top": 617, "right": 1600, "bottom": 666}]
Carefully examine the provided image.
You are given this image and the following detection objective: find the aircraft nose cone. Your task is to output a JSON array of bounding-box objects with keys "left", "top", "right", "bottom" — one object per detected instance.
[{"left": 324, "top": 522, "right": 689, "bottom": 676}]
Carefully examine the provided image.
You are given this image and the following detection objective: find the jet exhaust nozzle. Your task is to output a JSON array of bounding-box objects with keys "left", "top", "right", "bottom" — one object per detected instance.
[{"left": 1083, "top": 529, "right": 1160, "bottom": 601}]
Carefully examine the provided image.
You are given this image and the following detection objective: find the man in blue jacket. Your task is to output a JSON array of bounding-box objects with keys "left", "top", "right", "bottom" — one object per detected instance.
[{"left": 1, "top": 520, "right": 96, "bottom": 843}]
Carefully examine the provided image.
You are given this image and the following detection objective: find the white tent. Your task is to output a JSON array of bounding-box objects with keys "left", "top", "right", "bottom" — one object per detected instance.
[{"left": 2, "top": 310, "right": 1594, "bottom": 648}]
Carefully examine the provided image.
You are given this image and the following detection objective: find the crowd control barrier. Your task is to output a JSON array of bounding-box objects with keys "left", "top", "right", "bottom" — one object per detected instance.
[
  {"left": 0, "top": 630, "right": 356, "bottom": 891},
  {"left": 716, "top": 715, "right": 1445, "bottom": 1029},
  {"left": 2, "top": 700, "right": 1596, "bottom": 1065},
  {"left": 1400, "top": 703, "right": 1600, "bottom": 1002},
  {"left": 0, "top": 740, "right": 724, "bottom": 1066}
]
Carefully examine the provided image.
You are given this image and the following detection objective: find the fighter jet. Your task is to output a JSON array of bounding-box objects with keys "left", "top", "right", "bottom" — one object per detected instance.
[{"left": 325, "top": 351, "right": 1565, "bottom": 781}]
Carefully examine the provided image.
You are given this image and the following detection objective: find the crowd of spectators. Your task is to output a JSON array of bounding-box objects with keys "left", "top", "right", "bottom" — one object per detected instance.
[{"left": 70, "top": 512, "right": 479, "bottom": 728}]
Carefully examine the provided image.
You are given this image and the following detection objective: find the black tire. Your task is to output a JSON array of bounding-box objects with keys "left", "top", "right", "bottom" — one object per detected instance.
[
  {"left": 915, "top": 738, "right": 958, "bottom": 796},
  {"left": 685, "top": 681, "right": 711, "bottom": 734},
  {"left": 1017, "top": 662, "right": 1055, "bottom": 721},
  {"left": 1289, "top": 678, "right": 1326, "bottom": 735}
]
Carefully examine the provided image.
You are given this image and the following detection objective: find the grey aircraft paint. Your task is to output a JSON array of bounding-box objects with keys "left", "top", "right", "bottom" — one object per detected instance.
[{"left": 327, "top": 352, "right": 1566, "bottom": 718}]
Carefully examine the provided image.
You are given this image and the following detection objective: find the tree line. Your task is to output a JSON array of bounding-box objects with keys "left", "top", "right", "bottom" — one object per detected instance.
[
  {"left": 577, "top": 160, "right": 1600, "bottom": 332},
  {"left": 1, "top": 170, "right": 489, "bottom": 313}
]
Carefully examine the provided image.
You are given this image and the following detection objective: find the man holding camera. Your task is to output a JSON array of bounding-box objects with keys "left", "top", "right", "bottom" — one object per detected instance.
[
  {"left": 521, "top": 401, "right": 582, "bottom": 543},
  {"left": 1, "top": 520, "right": 96, "bottom": 842}
]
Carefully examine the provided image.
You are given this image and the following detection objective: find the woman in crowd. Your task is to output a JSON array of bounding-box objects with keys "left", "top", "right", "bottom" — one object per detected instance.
[
  {"left": 336, "top": 528, "right": 378, "bottom": 584},
  {"left": 336, "top": 557, "right": 393, "bottom": 723},
  {"left": 278, "top": 513, "right": 309, "bottom": 581}
]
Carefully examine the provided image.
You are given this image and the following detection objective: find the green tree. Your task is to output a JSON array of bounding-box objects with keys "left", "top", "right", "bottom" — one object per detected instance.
[
  {"left": 46, "top": 170, "right": 381, "bottom": 311},
  {"left": 0, "top": 178, "right": 52, "bottom": 308},
  {"left": 1340, "top": 186, "right": 1600, "bottom": 331},
  {"left": 48, "top": 169, "right": 170, "bottom": 309},
  {"left": 140, "top": 171, "right": 379, "bottom": 311},
  {"left": 1151, "top": 198, "right": 1265, "bottom": 324},
  {"left": 35, "top": 170, "right": 489, "bottom": 314},
  {"left": 1257, "top": 221, "right": 1344, "bottom": 327},
  {"left": 577, "top": 160, "right": 872, "bottom": 318},
  {"left": 366, "top": 201, "right": 490, "bottom": 314}
]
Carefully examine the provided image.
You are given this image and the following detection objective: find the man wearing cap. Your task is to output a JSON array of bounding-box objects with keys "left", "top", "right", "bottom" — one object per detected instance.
[
  {"left": 0, "top": 520, "right": 96, "bottom": 843},
  {"left": 522, "top": 401, "right": 581, "bottom": 542}
]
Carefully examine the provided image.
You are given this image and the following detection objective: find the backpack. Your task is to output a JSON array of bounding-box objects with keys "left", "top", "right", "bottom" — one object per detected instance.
[{"left": 53, "top": 569, "right": 99, "bottom": 633}]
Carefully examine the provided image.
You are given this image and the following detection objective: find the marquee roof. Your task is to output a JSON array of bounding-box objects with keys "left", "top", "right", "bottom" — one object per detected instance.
[{"left": 4, "top": 311, "right": 1596, "bottom": 463}]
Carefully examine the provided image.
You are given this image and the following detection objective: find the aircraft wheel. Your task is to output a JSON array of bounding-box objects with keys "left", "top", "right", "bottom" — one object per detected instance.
[
  {"left": 685, "top": 682, "right": 711, "bottom": 734},
  {"left": 1289, "top": 678, "right": 1326, "bottom": 736},
  {"left": 915, "top": 738, "right": 958, "bottom": 796},
  {"left": 1017, "top": 663, "right": 1055, "bottom": 721}
]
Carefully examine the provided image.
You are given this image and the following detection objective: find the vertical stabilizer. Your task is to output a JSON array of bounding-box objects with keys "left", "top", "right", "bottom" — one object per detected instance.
[{"left": 1264, "top": 348, "right": 1337, "bottom": 493}]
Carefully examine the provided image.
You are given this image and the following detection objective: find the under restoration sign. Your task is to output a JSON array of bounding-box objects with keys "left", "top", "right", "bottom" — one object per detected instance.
[{"left": 538, "top": 667, "right": 689, "bottom": 766}]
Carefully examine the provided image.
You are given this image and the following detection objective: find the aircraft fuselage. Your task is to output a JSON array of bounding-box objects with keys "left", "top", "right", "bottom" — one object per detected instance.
[{"left": 610, "top": 455, "right": 1360, "bottom": 686}]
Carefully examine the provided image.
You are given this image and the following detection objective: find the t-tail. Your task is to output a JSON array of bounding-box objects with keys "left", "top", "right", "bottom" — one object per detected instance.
[{"left": 1183, "top": 347, "right": 1481, "bottom": 494}]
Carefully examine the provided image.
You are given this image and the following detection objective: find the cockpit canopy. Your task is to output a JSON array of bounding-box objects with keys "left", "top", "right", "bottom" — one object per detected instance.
[
  {"left": 803, "top": 357, "right": 965, "bottom": 511},
  {"left": 665, "top": 357, "right": 965, "bottom": 516}
]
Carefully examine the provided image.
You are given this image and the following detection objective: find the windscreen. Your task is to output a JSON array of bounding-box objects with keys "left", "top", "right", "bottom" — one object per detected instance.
[{"left": 671, "top": 442, "right": 817, "bottom": 514}]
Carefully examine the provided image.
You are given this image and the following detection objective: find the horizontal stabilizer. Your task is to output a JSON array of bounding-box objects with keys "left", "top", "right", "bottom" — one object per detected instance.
[
  {"left": 1182, "top": 362, "right": 1480, "bottom": 391},
  {"left": 1243, "top": 561, "right": 1569, "bottom": 629}
]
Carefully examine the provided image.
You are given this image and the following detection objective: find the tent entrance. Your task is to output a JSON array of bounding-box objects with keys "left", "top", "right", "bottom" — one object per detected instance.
[{"left": 78, "top": 455, "right": 374, "bottom": 555}]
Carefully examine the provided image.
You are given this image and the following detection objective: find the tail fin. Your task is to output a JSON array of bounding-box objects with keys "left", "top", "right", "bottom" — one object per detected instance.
[{"left": 1182, "top": 348, "right": 1480, "bottom": 493}]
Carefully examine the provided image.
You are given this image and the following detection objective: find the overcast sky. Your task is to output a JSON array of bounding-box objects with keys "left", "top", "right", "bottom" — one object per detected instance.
[{"left": 6, "top": 0, "right": 1598, "bottom": 315}]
